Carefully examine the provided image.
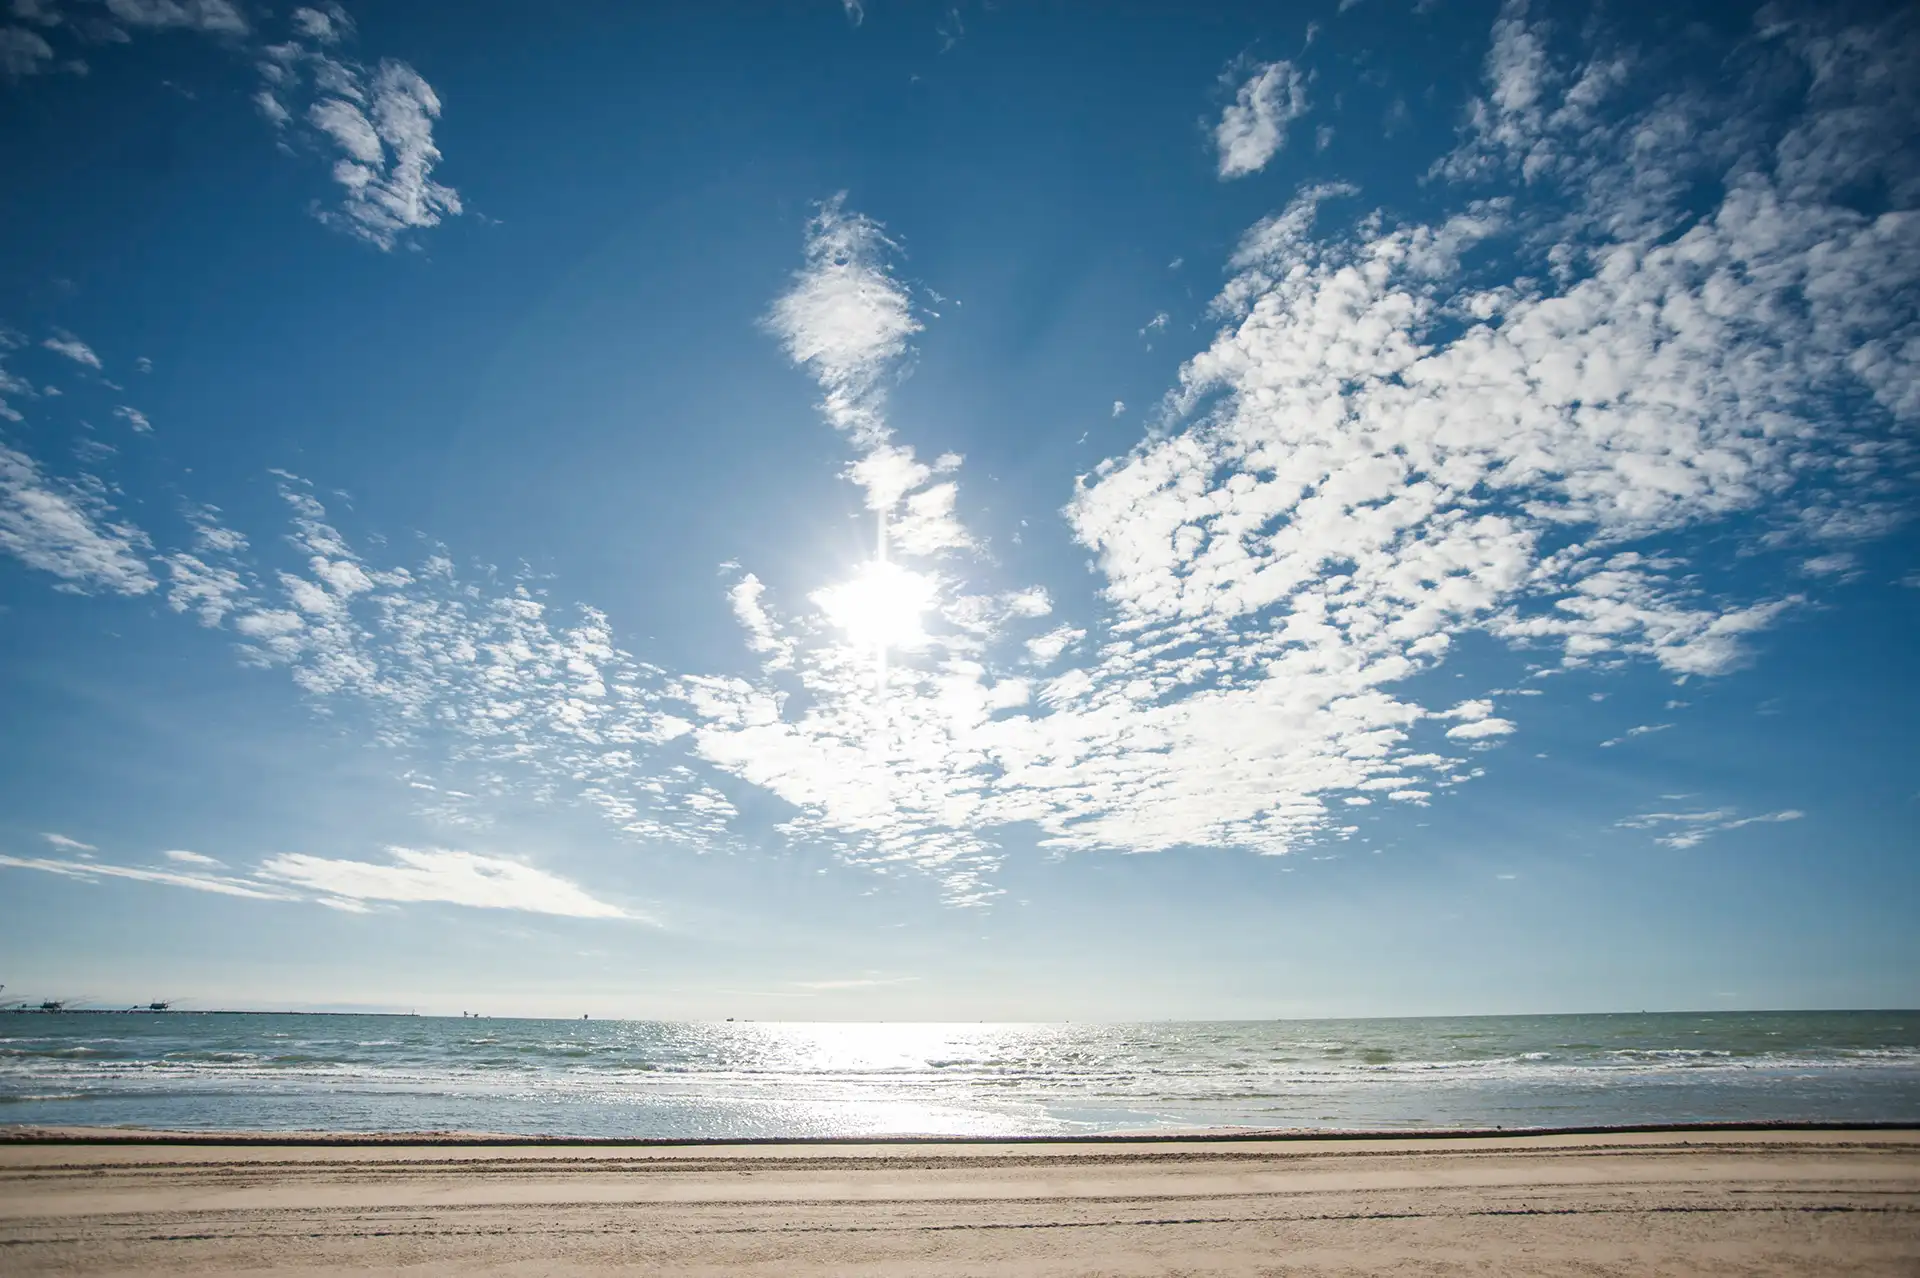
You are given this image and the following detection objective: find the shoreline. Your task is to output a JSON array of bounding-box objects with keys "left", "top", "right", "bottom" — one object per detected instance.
[{"left": 4, "top": 1117, "right": 1920, "bottom": 1146}]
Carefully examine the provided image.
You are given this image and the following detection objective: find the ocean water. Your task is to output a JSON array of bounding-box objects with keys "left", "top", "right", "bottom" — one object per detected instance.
[{"left": 2, "top": 1011, "right": 1917, "bottom": 1138}]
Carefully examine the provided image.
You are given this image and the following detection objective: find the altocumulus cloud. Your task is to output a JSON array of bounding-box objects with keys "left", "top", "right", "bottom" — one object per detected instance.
[
  {"left": 0, "top": 3, "right": 1911, "bottom": 908},
  {"left": 0, "top": 1, "right": 457, "bottom": 249},
  {"left": 1215, "top": 59, "right": 1309, "bottom": 179}
]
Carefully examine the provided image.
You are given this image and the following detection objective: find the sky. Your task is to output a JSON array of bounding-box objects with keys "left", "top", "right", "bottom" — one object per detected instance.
[{"left": 0, "top": 0, "right": 1915, "bottom": 1021}]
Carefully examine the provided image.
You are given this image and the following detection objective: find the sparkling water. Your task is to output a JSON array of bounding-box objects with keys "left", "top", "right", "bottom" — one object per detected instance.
[{"left": 3, "top": 1010, "right": 1916, "bottom": 1138}]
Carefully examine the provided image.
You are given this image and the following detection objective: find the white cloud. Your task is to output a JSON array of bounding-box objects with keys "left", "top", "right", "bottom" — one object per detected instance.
[
  {"left": 1446, "top": 718, "right": 1516, "bottom": 741},
  {"left": 113, "top": 405, "right": 152, "bottom": 432},
  {"left": 5, "top": 6, "right": 1909, "bottom": 912},
  {"left": 791, "top": 975, "right": 917, "bottom": 990},
  {"left": 0, "top": 441, "right": 156, "bottom": 595},
  {"left": 663, "top": 9, "right": 1916, "bottom": 898},
  {"left": 163, "top": 848, "right": 222, "bottom": 866},
  {"left": 765, "top": 194, "right": 921, "bottom": 451},
  {"left": 42, "top": 333, "right": 101, "bottom": 368},
  {"left": 0, "top": 853, "right": 299, "bottom": 901},
  {"left": 290, "top": 3, "right": 350, "bottom": 43},
  {"left": 246, "top": 13, "right": 461, "bottom": 249},
  {"left": 307, "top": 61, "right": 462, "bottom": 249},
  {"left": 1111, "top": 400, "right": 1125, "bottom": 417},
  {"left": 3, "top": 839, "right": 630, "bottom": 918},
  {"left": 0, "top": 25, "right": 55, "bottom": 78},
  {"left": 5, "top": 2, "right": 454, "bottom": 247},
  {"left": 1619, "top": 807, "right": 1804, "bottom": 850},
  {"left": 253, "top": 86, "right": 290, "bottom": 125},
  {"left": 9, "top": 0, "right": 64, "bottom": 26},
  {"left": 104, "top": 0, "right": 248, "bottom": 34},
  {"left": 42, "top": 832, "right": 96, "bottom": 853},
  {"left": 1024, "top": 624, "right": 1084, "bottom": 665},
  {"left": 257, "top": 847, "right": 635, "bottom": 919},
  {"left": 1800, "top": 552, "right": 1856, "bottom": 577},
  {"left": 1600, "top": 722, "right": 1672, "bottom": 748},
  {"left": 1216, "top": 60, "right": 1309, "bottom": 179}
]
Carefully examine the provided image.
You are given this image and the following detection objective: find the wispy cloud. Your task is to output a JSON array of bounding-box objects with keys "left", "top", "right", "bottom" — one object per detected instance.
[
  {"left": 290, "top": 3, "right": 351, "bottom": 43},
  {"left": 1215, "top": 60, "right": 1309, "bottom": 179},
  {"left": 1600, "top": 723, "right": 1672, "bottom": 748},
  {"left": 0, "top": 26, "right": 56, "bottom": 79},
  {"left": 0, "top": 854, "right": 300, "bottom": 901},
  {"left": 1, "top": 843, "right": 632, "bottom": 918},
  {"left": 257, "top": 847, "right": 636, "bottom": 919},
  {"left": 42, "top": 333, "right": 101, "bottom": 368},
  {"left": 1619, "top": 808, "right": 1805, "bottom": 850},
  {"left": 791, "top": 975, "right": 918, "bottom": 990},
  {"left": 163, "top": 848, "right": 222, "bottom": 866},
  {"left": 764, "top": 194, "right": 922, "bottom": 452},
  {"left": 42, "top": 833, "right": 97, "bottom": 853}
]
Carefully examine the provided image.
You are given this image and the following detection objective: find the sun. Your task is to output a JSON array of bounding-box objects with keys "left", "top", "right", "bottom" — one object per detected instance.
[{"left": 814, "top": 560, "right": 937, "bottom": 652}]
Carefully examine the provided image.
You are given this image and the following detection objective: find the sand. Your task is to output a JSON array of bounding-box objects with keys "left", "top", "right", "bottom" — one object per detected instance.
[{"left": 2, "top": 1128, "right": 1916, "bottom": 1275}]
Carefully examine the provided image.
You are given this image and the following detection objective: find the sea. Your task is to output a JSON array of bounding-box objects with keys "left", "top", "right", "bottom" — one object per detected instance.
[{"left": 3, "top": 1010, "right": 1917, "bottom": 1139}]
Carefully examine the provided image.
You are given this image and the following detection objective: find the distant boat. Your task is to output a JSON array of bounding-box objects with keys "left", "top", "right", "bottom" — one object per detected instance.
[{"left": 38, "top": 1000, "right": 66, "bottom": 1012}]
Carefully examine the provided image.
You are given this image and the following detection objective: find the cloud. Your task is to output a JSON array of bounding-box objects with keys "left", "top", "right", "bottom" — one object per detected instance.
[
  {"left": 0, "top": 853, "right": 300, "bottom": 901},
  {"left": 3, "top": 6, "right": 1910, "bottom": 912},
  {"left": 257, "top": 847, "right": 635, "bottom": 919},
  {"left": 1800, "top": 552, "right": 1856, "bottom": 577},
  {"left": 0, "top": 441, "right": 157, "bottom": 595},
  {"left": 3, "top": 841, "right": 628, "bottom": 920},
  {"left": 1600, "top": 722, "right": 1672, "bottom": 748},
  {"left": 1216, "top": 60, "right": 1309, "bottom": 179},
  {"left": 1111, "top": 400, "right": 1125, "bottom": 417},
  {"left": 113, "top": 405, "right": 152, "bottom": 432},
  {"left": 303, "top": 60, "right": 462, "bottom": 249},
  {"left": 1619, "top": 807, "right": 1805, "bottom": 850},
  {"left": 131, "top": 476, "right": 738, "bottom": 849},
  {"left": 247, "top": 8, "right": 460, "bottom": 248},
  {"left": 163, "top": 848, "right": 222, "bottom": 866},
  {"left": 103, "top": 0, "right": 248, "bottom": 34},
  {"left": 42, "top": 333, "right": 101, "bottom": 368},
  {"left": 765, "top": 194, "right": 921, "bottom": 452},
  {"left": 791, "top": 975, "right": 918, "bottom": 990},
  {"left": 5, "top": 2, "right": 456, "bottom": 248},
  {"left": 0, "top": 25, "right": 55, "bottom": 77},
  {"left": 1446, "top": 718, "right": 1517, "bottom": 741},
  {"left": 290, "top": 3, "right": 351, "bottom": 43},
  {"left": 42, "top": 833, "right": 97, "bottom": 853},
  {"left": 840, "top": 0, "right": 862, "bottom": 26},
  {"left": 666, "top": 8, "right": 1917, "bottom": 896}
]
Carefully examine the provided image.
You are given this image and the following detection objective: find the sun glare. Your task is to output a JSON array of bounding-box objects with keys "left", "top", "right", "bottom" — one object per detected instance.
[{"left": 814, "top": 560, "right": 936, "bottom": 653}]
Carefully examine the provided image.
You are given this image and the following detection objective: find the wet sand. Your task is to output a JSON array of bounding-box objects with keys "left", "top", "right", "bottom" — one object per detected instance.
[{"left": 2, "top": 1128, "right": 1916, "bottom": 1275}]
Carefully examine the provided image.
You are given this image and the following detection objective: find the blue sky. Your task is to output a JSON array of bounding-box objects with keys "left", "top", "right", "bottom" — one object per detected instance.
[{"left": 1, "top": 0, "right": 1915, "bottom": 1020}]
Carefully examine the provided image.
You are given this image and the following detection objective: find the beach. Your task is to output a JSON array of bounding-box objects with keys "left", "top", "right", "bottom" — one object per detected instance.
[{"left": 2, "top": 1129, "right": 1916, "bottom": 1274}]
